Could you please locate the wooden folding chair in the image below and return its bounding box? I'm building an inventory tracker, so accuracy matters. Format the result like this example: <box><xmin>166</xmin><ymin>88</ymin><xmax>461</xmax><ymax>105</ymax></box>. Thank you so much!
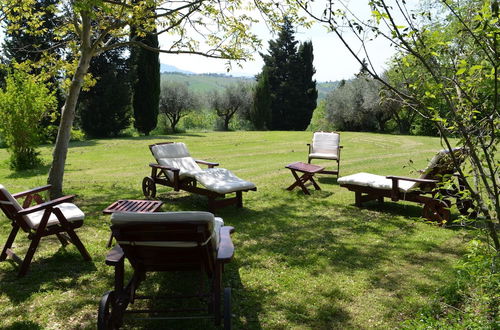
<box><xmin>307</xmin><ymin>131</ymin><xmax>343</xmax><ymax>177</ymax></box>
<box><xmin>0</xmin><ymin>184</ymin><xmax>91</xmax><ymax>276</ymax></box>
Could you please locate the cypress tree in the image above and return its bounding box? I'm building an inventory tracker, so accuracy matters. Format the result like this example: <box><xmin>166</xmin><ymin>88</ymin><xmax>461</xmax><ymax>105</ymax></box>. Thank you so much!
<box><xmin>78</xmin><ymin>46</ymin><xmax>131</xmax><ymax>138</ymax></box>
<box><xmin>296</xmin><ymin>41</ymin><xmax>317</xmax><ymax>130</ymax></box>
<box><xmin>251</xmin><ymin>68</ymin><xmax>271</xmax><ymax>129</ymax></box>
<box><xmin>130</xmin><ymin>31</ymin><xmax>160</xmax><ymax>136</ymax></box>
<box><xmin>257</xmin><ymin>19</ymin><xmax>317</xmax><ymax>130</ymax></box>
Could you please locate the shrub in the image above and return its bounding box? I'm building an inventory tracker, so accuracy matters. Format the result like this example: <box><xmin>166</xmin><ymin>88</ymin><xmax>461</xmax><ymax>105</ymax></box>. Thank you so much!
<box><xmin>0</xmin><ymin>69</ymin><xmax>56</xmax><ymax>170</ymax></box>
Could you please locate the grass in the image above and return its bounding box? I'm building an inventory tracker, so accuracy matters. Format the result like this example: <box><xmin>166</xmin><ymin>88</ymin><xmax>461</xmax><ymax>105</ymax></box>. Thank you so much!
<box><xmin>0</xmin><ymin>131</ymin><xmax>470</xmax><ymax>329</ymax></box>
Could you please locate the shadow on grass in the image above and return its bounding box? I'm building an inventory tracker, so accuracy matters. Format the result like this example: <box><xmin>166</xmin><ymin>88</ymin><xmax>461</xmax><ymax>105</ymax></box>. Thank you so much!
<box><xmin>0</xmin><ymin>247</ymin><xmax>96</xmax><ymax>303</ymax></box>
<box><xmin>0</xmin><ymin>320</ymin><xmax>43</xmax><ymax>330</ymax></box>
<box><xmin>5</xmin><ymin>164</ymin><xmax>51</xmax><ymax>179</ymax></box>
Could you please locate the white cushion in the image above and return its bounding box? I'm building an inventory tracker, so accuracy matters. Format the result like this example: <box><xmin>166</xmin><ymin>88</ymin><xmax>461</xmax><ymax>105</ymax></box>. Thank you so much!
<box><xmin>111</xmin><ymin>211</ymin><xmax>224</xmax><ymax>249</ymax></box>
<box><xmin>311</xmin><ymin>132</ymin><xmax>340</xmax><ymax>156</ymax></box>
<box><xmin>194</xmin><ymin>168</ymin><xmax>256</xmax><ymax>194</ymax></box>
<box><xmin>309</xmin><ymin>152</ymin><xmax>339</xmax><ymax>160</ymax></box>
<box><xmin>151</xmin><ymin>142</ymin><xmax>191</xmax><ymax>159</ymax></box>
<box><xmin>157</xmin><ymin>157</ymin><xmax>202</xmax><ymax>180</ymax></box>
<box><xmin>337</xmin><ymin>172</ymin><xmax>417</xmax><ymax>192</ymax></box>
<box><xmin>25</xmin><ymin>203</ymin><xmax>85</xmax><ymax>229</ymax></box>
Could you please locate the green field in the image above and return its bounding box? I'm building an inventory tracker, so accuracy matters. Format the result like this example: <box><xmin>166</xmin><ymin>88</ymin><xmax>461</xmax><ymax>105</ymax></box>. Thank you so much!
<box><xmin>0</xmin><ymin>131</ymin><xmax>468</xmax><ymax>329</ymax></box>
<box><xmin>161</xmin><ymin>73</ymin><xmax>338</xmax><ymax>100</ymax></box>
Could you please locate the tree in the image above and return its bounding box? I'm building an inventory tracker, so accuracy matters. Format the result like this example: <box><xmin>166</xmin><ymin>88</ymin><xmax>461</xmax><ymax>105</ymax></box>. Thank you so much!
<box><xmin>211</xmin><ymin>82</ymin><xmax>253</xmax><ymax>131</ymax></box>
<box><xmin>2</xmin><ymin>0</ymin><xmax>60</xmax><ymax>64</ymax></box>
<box><xmin>78</xmin><ymin>46</ymin><xmax>131</xmax><ymax>138</ymax></box>
<box><xmin>159</xmin><ymin>81</ymin><xmax>199</xmax><ymax>132</ymax></box>
<box><xmin>131</xmin><ymin>30</ymin><xmax>160</xmax><ymax>136</ymax></box>
<box><xmin>300</xmin><ymin>0</ymin><xmax>499</xmax><ymax>249</ymax></box>
<box><xmin>258</xmin><ymin>18</ymin><xmax>317</xmax><ymax>130</ymax></box>
<box><xmin>0</xmin><ymin>68</ymin><xmax>56</xmax><ymax>169</ymax></box>
<box><xmin>1</xmin><ymin>0</ymin><xmax>296</xmax><ymax>198</ymax></box>
<box><xmin>296</xmin><ymin>41</ymin><xmax>317</xmax><ymax>129</ymax></box>
<box><xmin>251</xmin><ymin>68</ymin><xmax>272</xmax><ymax>130</ymax></box>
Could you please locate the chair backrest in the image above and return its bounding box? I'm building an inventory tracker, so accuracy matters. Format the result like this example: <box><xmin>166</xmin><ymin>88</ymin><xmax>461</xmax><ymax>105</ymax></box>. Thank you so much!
<box><xmin>413</xmin><ymin>147</ymin><xmax>467</xmax><ymax>190</ymax></box>
<box><xmin>0</xmin><ymin>185</ymin><xmax>31</xmax><ymax>231</ymax></box>
<box><xmin>149</xmin><ymin>142</ymin><xmax>202</xmax><ymax>179</ymax></box>
<box><xmin>311</xmin><ymin>131</ymin><xmax>340</xmax><ymax>156</ymax></box>
<box><xmin>110</xmin><ymin>211</ymin><xmax>218</xmax><ymax>273</ymax></box>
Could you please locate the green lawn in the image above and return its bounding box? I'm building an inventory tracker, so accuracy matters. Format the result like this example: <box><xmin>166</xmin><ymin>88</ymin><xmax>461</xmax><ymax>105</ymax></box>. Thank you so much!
<box><xmin>0</xmin><ymin>131</ymin><xmax>469</xmax><ymax>329</ymax></box>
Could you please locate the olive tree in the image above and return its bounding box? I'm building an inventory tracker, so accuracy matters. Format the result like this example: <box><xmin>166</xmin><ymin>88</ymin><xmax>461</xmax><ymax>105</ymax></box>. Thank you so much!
<box><xmin>159</xmin><ymin>81</ymin><xmax>199</xmax><ymax>132</ymax></box>
<box><xmin>211</xmin><ymin>82</ymin><xmax>253</xmax><ymax>131</ymax></box>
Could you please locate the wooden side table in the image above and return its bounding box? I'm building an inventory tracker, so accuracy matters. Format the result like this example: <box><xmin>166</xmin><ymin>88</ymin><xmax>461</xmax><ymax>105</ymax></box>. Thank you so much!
<box><xmin>103</xmin><ymin>199</ymin><xmax>163</xmax><ymax>246</ymax></box>
<box><xmin>285</xmin><ymin>162</ymin><xmax>325</xmax><ymax>195</ymax></box>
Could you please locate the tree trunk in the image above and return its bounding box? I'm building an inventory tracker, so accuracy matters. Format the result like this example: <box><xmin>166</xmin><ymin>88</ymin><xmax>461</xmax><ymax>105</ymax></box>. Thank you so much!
<box><xmin>47</xmin><ymin>50</ymin><xmax>93</xmax><ymax>198</ymax></box>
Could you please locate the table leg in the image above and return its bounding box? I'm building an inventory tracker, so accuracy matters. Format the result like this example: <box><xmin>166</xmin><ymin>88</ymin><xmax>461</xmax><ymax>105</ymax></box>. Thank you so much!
<box><xmin>287</xmin><ymin>170</ymin><xmax>311</xmax><ymax>195</ymax></box>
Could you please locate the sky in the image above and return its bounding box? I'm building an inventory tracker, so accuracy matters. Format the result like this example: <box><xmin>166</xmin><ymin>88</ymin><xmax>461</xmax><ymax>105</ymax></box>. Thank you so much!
<box><xmin>159</xmin><ymin>2</ymin><xmax>396</xmax><ymax>82</ymax></box>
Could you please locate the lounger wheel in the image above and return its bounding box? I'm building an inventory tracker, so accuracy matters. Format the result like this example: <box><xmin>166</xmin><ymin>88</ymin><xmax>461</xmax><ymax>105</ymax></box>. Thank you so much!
<box><xmin>142</xmin><ymin>176</ymin><xmax>156</xmax><ymax>198</ymax></box>
<box><xmin>98</xmin><ymin>291</ymin><xmax>117</xmax><ymax>330</ymax></box>
<box><xmin>422</xmin><ymin>200</ymin><xmax>451</xmax><ymax>224</ymax></box>
<box><xmin>223</xmin><ymin>287</ymin><xmax>232</xmax><ymax>330</ymax></box>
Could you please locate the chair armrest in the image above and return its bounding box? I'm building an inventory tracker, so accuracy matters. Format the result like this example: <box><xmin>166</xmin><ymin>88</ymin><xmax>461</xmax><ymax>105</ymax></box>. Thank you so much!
<box><xmin>386</xmin><ymin>176</ymin><xmax>438</xmax><ymax>184</ymax></box>
<box><xmin>195</xmin><ymin>159</ymin><xmax>219</xmax><ymax>168</ymax></box>
<box><xmin>149</xmin><ymin>163</ymin><xmax>180</xmax><ymax>172</ymax></box>
<box><xmin>17</xmin><ymin>195</ymin><xmax>76</xmax><ymax>215</ymax></box>
<box><xmin>105</xmin><ymin>245</ymin><xmax>125</xmax><ymax>266</ymax></box>
<box><xmin>12</xmin><ymin>185</ymin><xmax>52</xmax><ymax>199</ymax></box>
<box><xmin>217</xmin><ymin>226</ymin><xmax>235</xmax><ymax>262</ymax></box>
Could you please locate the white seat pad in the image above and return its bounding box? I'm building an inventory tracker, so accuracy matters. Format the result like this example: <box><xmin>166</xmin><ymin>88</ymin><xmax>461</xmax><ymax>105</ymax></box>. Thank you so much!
<box><xmin>309</xmin><ymin>152</ymin><xmax>339</xmax><ymax>160</ymax></box>
<box><xmin>338</xmin><ymin>172</ymin><xmax>416</xmax><ymax>192</ymax></box>
<box><xmin>26</xmin><ymin>203</ymin><xmax>84</xmax><ymax>229</ymax></box>
<box><xmin>194</xmin><ymin>168</ymin><xmax>256</xmax><ymax>194</ymax></box>
<box><xmin>158</xmin><ymin>157</ymin><xmax>203</xmax><ymax>180</ymax></box>
<box><xmin>111</xmin><ymin>211</ymin><xmax>223</xmax><ymax>249</ymax></box>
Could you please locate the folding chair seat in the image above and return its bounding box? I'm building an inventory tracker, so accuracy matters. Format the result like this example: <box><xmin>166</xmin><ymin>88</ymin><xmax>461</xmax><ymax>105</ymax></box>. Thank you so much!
<box><xmin>0</xmin><ymin>184</ymin><xmax>91</xmax><ymax>276</ymax></box>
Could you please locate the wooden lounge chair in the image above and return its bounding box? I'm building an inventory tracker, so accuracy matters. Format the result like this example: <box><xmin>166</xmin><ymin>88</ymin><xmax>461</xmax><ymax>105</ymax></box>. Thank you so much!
<box><xmin>142</xmin><ymin>142</ymin><xmax>256</xmax><ymax>211</ymax></box>
<box><xmin>338</xmin><ymin>148</ymin><xmax>470</xmax><ymax>223</ymax></box>
<box><xmin>307</xmin><ymin>131</ymin><xmax>343</xmax><ymax>177</ymax></box>
<box><xmin>98</xmin><ymin>211</ymin><xmax>234</xmax><ymax>329</ymax></box>
<box><xmin>0</xmin><ymin>184</ymin><xmax>91</xmax><ymax>276</ymax></box>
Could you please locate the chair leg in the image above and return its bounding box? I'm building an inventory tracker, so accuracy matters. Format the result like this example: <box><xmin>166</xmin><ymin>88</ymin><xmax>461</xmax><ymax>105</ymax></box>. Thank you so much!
<box><xmin>18</xmin><ymin>235</ymin><xmax>42</xmax><ymax>277</ymax></box>
<box><xmin>213</xmin><ymin>262</ymin><xmax>222</xmax><ymax>326</ymax></box>
<box><xmin>236</xmin><ymin>191</ymin><xmax>243</xmax><ymax>208</ymax></box>
<box><xmin>66</xmin><ymin>228</ymin><xmax>91</xmax><ymax>261</ymax></box>
<box><xmin>1</xmin><ymin>224</ymin><xmax>19</xmax><ymax>262</ymax></box>
<box><xmin>56</xmin><ymin>233</ymin><xmax>70</xmax><ymax>247</ymax></box>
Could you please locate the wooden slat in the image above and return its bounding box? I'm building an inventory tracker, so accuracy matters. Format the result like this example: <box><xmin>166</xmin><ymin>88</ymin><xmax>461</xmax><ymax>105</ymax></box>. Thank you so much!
<box><xmin>103</xmin><ymin>200</ymin><xmax>163</xmax><ymax>214</ymax></box>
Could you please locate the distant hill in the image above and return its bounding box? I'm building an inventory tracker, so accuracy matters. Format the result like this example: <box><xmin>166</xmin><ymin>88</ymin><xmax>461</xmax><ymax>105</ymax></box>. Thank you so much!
<box><xmin>160</xmin><ymin>72</ymin><xmax>339</xmax><ymax>100</ymax></box>
<box><xmin>161</xmin><ymin>72</ymin><xmax>255</xmax><ymax>94</ymax></box>
<box><xmin>160</xmin><ymin>63</ymin><xmax>194</xmax><ymax>74</ymax></box>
